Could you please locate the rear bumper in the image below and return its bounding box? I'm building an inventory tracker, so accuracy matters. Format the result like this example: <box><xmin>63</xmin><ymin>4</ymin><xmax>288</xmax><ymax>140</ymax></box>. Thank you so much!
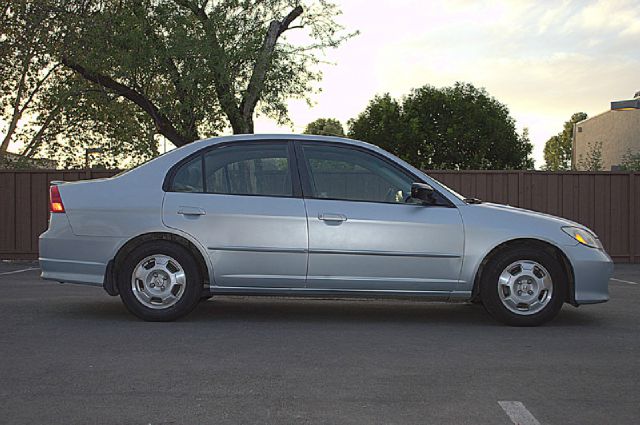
<box><xmin>39</xmin><ymin>214</ymin><xmax>124</xmax><ymax>288</ymax></box>
<box><xmin>565</xmin><ymin>244</ymin><xmax>614</xmax><ymax>305</ymax></box>
<box><xmin>39</xmin><ymin>257</ymin><xmax>106</xmax><ymax>286</ymax></box>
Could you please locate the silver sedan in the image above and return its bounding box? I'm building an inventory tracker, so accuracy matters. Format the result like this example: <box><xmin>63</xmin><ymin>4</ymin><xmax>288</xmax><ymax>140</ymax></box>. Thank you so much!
<box><xmin>39</xmin><ymin>135</ymin><xmax>613</xmax><ymax>325</ymax></box>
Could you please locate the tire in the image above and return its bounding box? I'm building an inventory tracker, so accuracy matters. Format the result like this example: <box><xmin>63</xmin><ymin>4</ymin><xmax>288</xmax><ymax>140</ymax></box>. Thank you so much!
<box><xmin>479</xmin><ymin>245</ymin><xmax>567</xmax><ymax>326</ymax></box>
<box><xmin>117</xmin><ymin>241</ymin><xmax>203</xmax><ymax>321</ymax></box>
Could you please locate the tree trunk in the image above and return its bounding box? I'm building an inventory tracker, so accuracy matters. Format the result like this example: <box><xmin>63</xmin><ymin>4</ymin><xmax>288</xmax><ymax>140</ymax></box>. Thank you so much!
<box><xmin>21</xmin><ymin>103</ymin><xmax>63</xmax><ymax>157</ymax></box>
<box><xmin>0</xmin><ymin>56</ymin><xmax>30</xmax><ymax>153</ymax></box>
<box><xmin>0</xmin><ymin>110</ymin><xmax>22</xmax><ymax>154</ymax></box>
<box><xmin>174</xmin><ymin>2</ymin><xmax>302</xmax><ymax>138</ymax></box>
<box><xmin>62</xmin><ymin>58</ymin><xmax>194</xmax><ymax>147</ymax></box>
<box><xmin>230</xmin><ymin>115</ymin><xmax>254</xmax><ymax>134</ymax></box>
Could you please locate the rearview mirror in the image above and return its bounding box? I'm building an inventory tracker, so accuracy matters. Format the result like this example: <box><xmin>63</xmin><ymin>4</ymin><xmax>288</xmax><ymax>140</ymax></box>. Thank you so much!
<box><xmin>411</xmin><ymin>182</ymin><xmax>436</xmax><ymax>204</ymax></box>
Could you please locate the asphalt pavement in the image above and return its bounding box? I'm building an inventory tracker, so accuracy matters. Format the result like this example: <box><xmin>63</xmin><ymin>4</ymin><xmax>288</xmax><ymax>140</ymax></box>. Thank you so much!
<box><xmin>0</xmin><ymin>261</ymin><xmax>638</xmax><ymax>424</ymax></box>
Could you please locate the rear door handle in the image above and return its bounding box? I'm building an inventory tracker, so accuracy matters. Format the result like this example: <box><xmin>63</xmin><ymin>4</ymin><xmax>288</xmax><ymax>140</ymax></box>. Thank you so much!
<box><xmin>178</xmin><ymin>206</ymin><xmax>206</xmax><ymax>216</ymax></box>
<box><xmin>318</xmin><ymin>213</ymin><xmax>347</xmax><ymax>222</ymax></box>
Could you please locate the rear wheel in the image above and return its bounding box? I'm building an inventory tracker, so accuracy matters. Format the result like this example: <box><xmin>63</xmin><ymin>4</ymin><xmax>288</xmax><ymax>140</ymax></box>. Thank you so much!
<box><xmin>480</xmin><ymin>246</ymin><xmax>567</xmax><ymax>326</ymax></box>
<box><xmin>117</xmin><ymin>241</ymin><xmax>202</xmax><ymax>321</ymax></box>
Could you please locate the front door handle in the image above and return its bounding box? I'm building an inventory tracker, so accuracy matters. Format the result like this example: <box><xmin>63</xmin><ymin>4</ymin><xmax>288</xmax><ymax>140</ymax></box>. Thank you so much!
<box><xmin>178</xmin><ymin>206</ymin><xmax>206</xmax><ymax>216</ymax></box>
<box><xmin>318</xmin><ymin>213</ymin><xmax>347</xmax><ymax>222</ymax></box>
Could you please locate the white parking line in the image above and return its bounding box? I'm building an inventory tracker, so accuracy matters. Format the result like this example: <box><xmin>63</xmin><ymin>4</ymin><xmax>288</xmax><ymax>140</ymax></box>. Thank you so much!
<box><xmin>0</xmin><ymin>267</ymin><xmax>39</xmax><ymax>276</ymax></box>
<box><xmin>610</xmin><ymin>278</ymin><xmax>639</xmax><ymax>285</ymax></box>
<box><xmin>498</xmin><ymin>401</ymin><xmax>541</xmax><ymax>425</ymax></box>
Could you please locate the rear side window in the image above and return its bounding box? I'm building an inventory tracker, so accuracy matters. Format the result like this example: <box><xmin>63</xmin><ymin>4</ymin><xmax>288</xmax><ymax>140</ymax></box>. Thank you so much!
<box><xmin>204</xmin><ymin>143</ymin><xmax>291</xmax><ymax>196</ymax></box>
<box><xmin>169</xmin><ymin>143</ymin><xmax>292</xmax><ymax>197</ymax></box>
<box><xmin>171</xmin><ymin>156</ymin><xmax>203</xmax><ymax>193</ymax></box>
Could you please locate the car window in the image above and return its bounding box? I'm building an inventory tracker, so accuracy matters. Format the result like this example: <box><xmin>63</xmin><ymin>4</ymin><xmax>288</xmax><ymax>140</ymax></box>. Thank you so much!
<box><xmin>203</xmin><ymin>143</ymin><xmax>292</xmax><ymax>196</ymax></box>
<box><xmin>302</xmin><ymin>144</ymin><xmax>413</xmax><ymax>203</ymax></box>
<box><xmin>171</xmin><ymin>156</ymin><xmax>204</xmax><ymax>193</ymax></box>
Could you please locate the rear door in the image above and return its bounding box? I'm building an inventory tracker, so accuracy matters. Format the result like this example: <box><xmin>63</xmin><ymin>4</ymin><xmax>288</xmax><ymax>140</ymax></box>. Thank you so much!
<box><xmin>297</xmin><ymin>142</ymin><xmax>464</xmax><ymax>292</ymax></box>
<box><xmin>162</xmin><ymin>141</ymin><xmax>308</xmax><ymax>288</ymax></box>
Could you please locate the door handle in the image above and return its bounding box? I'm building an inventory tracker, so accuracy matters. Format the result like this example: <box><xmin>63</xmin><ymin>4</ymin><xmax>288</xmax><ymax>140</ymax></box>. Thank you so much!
<box><xmin>177</xmin><ymin>206</ymin><xmax>206</xmax><ymax>216</ymax></box>
<box><xmin>318</xmin><ymin>213</ymin><xmax>347</xmax><ymax>222</ymax></box>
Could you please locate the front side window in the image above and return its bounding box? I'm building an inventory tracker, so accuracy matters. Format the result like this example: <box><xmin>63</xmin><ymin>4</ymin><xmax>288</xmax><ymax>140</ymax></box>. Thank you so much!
<box><xmin>302</xmin><ymin>144</ymin><xmax>413</xmax><ymax>203</ymax></box>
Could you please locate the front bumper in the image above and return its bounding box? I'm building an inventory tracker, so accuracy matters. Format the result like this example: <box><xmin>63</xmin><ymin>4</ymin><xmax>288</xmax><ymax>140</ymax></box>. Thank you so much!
<box><xmin>565</xmin><ymin>244</ymin><xmax>614</xmax><ymax>305</ymax></box>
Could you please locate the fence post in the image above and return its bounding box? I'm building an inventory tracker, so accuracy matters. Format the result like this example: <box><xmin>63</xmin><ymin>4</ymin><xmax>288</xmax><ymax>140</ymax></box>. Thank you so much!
<box><xmin>517</xmin><ymin>171</ymin><xmax>525</xmax><ymax>207</ymax></box>
<box><xmin>630</xmin><ymin>173</ymin><xmax>636</xmax><ymax>263</ymax></box>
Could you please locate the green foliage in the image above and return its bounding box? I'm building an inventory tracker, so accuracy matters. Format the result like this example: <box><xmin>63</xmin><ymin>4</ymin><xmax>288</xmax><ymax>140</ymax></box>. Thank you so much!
<box><xmin>0</xmin><ymin>155</ymin><xmax>33</xmax><ymax>170</ymax></box>
<box><xmin>303</xmin><ymin>118</ymin><xmax>345</xmax><ymax>136</ymax></box>
<box><xmin>39</xmin><ymin>89</ymin><xmax>160</xmax><ymax>169</ymax></box>
<box><xmin>1</xmin><ymin>0</ymin><xmax>354</xmax><ymax>167</ymax></box>
<box><xmin>58</xmin><ymin>0</ymin><xmax>354</xmax><ymax>139</ymax></box>
<box><xmin>0</xmin><ymin>1</ymin><xmax>63</xmax><ymax>153</ymax></box>
<box><xmin>347</xmin><ymin>94</ymin><xmax>403</xmax><ymax>158</ymax></box>
<box><xmin>619</xmin><ymin>150</ymin><xmax>640</xmax><ymax>171</ymax></box>
<box><xmin>577</xmin><ymin>141</ymin><xmax>603</xmax><ymax>171</ymax></box>
<box><xmin>0</xmin><ymin>1</ymin><xmax>162</xmax><ymax>168</ymax></box>
<box><xmin>347</xmin><ymin>83</ymin><xmax>533</xmax><ymax>170</ymax></box>
<box><xmin>542</xmin><ymin>135</ymin><xmax>564</xmax><ymax>171</ymax></box>
<box><xmin>543</xmin><ymin>112</ymin><xmax>587</xmax><ymax>171</ymax></box>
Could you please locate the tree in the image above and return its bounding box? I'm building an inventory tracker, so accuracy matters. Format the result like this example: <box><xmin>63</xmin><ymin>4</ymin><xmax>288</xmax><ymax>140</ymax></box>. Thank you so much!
<box><xmin>577</xmin><ymin>141</ymin><xmax>603</xmax><ymax>171</ymax></box>
<box><xmin>347</xmin><ymin>94</ymin><xmax>404</xmax><ymax>157</ymax></box>
<box><xmin>1</xmin><ymin>1</ymin><xmax>162</xmax><ymax>168</ymax></box>
<box><xmin>542</xmin><ymin>135</ymin><xmax>564</xmax><ymax>171</ymax></box>
<box><xmin>619</xmin><ymin>149</ymin><xmax>640</xmax><ymax>171</ymax></box>
<box><xmin>57</xmin><ymin>0</ymin><xmax>354</xmax><ymax>147</ymax></box>
<box><xmin>543</xmin><ymin>112</ymin><xmax>587</xmax><ymax>171</ymax></box>
<box><xmin>303</xmin><ymin>118</ymin><xmax>344</xmax><ymax>136</ymax></box>
<box><xmin>0</xmin><ymin>1</ymin><xmax>64</xmax><ymax>154</ymax></box>
<box><xmin>348</xmin><ymin>83</ymin><xmax>533</xmax><ymax>170</ymax></box>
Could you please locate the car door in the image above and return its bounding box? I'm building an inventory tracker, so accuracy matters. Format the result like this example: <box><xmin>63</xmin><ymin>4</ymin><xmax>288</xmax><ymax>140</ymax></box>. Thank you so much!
<box><xmin>162</xmin><ymin>141</ymin><xmax>308</xmax><ymax>288</ymax></box>
<box><xmin>297</xmin><ymin>142</ymin><xmax>464</xmax><ymax>292</ymax></box>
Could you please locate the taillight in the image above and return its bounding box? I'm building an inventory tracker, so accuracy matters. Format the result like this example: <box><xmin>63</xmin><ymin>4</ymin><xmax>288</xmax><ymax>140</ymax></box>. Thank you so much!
<box><xmin>49</xmin><ymin>185</ymin><xmax>65</xmax><ymax>213</ymax></box>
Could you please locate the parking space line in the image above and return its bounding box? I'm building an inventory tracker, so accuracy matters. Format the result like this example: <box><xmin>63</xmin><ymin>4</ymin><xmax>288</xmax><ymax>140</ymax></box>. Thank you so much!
<box><xmin>0</xmin><ymin>267</ymin><xmax>39</xmax><ymax>276</ymax></box>
<box><xmin>610</xmin><ymin>278</ymin><xmax>639</xmax><ymax>285</ymax></box>
<box><xmin>498</xmin><ymin>401</ymin><xmax>541</xmax><ymax>425</ymax></box>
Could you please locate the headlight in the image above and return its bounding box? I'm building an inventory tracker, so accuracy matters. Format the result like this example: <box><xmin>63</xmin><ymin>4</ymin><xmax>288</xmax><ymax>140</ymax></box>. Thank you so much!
<box><xmin>562</xmin><ymin>226</ymin><xmax>603</xmax><ymax>249</ymax></box>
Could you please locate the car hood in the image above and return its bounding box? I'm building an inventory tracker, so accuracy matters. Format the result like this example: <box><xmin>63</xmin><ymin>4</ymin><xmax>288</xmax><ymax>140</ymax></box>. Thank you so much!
<box><xmin>472</xmin><ymin>202</ymin><xmax>588</xmax><ymax>230</ymax></box>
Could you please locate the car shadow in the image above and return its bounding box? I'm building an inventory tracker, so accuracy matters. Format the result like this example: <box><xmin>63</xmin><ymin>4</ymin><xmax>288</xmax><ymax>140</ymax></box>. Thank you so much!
<box><xmin>192</xmin><ymin>297</ymin><xmax>495</xmax><ymax>325</ymax></box>
<box><xmin>187</xmin><ymin>296</ymin><xmax>602</xmax><ymax>327</ymax></box>
<box><xmin>61</xmin><ymin>296</ymin><xmax>604</xmax><ymax>327</ymax></box>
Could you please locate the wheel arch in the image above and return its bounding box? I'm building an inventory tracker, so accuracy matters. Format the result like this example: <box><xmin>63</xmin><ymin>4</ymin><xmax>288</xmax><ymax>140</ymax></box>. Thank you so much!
<box><xmin>104</xmin><ymin>232</ymin><xmax>211</xmax><ymax>296</ymax></box>
<box><xmin>471</xmin><ymin>238</ymin><xmax>576</xmax><ymax>306</ymax></box>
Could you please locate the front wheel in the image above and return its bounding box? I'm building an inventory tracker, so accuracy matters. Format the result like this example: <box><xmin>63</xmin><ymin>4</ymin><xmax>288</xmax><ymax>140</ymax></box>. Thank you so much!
<box><xmin>117</xmin><ymin>241</ymin><xmax>203</xmax><ymax>321</ymax></box>
<box><xmin>480</xmin><ymin>246</ymin><xmax>567</xmax><ymax>326</ymax></box>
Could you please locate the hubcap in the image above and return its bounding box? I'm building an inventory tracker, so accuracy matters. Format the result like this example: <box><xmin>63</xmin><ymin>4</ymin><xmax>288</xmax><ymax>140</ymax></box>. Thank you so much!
<box><xmin>498</xmin><ymin>260</ymin><xmax>553</xmax><ymax>315</ymax></box>
<box><xmin>131</xmin><ymin>255</ymin><xmax>186</xmax><ymax>309</ymax></box>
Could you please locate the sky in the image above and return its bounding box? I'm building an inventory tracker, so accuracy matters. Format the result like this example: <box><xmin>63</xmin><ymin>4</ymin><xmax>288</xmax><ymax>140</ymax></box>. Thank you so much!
<box><xmin>4</xmin><ymin>0</ymin><xmax>639</xmax><ymax>167</ymax></box>
<box><xmin>254</xmin><ymin>0</ymin><xmax>640</xmax><ymax>167</ymax></box>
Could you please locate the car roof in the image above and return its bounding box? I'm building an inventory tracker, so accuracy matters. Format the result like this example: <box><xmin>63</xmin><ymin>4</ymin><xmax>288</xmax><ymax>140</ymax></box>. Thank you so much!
<box><xmin>192</xmin><ymin>133</ymin><xmax>375</xmax><ymax>149</ymax></box>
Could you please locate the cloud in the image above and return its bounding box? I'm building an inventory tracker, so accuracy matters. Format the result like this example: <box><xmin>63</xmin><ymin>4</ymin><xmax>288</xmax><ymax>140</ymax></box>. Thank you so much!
<box><xmin>566</xmin><ymin>0</ymin><xmax>640</xmax><ymax>36</ymax></box>
<box><xmin>256</xmin><ymin>0</ymin><xmax>640</xmax><ymax>167</ymax></box>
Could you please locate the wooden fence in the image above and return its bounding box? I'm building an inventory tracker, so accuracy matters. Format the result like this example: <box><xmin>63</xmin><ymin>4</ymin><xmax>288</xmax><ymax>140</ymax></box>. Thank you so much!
<box><xmin>1</xmin><ymin>169</ymin><xmax>638</xmax><ymax>262</ymax></box>
<box><xmin>0</xmin><ymin>170</ymin><xmax>117</xmax><ymax>260</ymax></box>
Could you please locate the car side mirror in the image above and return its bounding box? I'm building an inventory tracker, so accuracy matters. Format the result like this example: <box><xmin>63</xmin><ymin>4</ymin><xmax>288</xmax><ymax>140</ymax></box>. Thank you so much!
<box><xmin>411</xmin><ymin>182</ymin><xmax>436</xmax><ymax>204</ymax></box>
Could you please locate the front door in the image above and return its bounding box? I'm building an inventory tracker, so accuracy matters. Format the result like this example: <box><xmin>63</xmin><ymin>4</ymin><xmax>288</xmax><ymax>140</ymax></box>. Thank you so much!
<box><xmin>297</xmin><ymin>142</ymin><xmax>464</xmax><ymax>292</ymax></box>
<box><xmin>162</xmin><ymin>141</ymin><xmax>308</xmax><ymax>288</ymax></box>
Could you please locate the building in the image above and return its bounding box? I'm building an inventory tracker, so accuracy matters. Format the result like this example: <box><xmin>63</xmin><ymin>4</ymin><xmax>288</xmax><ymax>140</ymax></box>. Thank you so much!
<box><xmin>572</xmin><ymin>93</ymin><xmax>640</xmax><ymax>170</ymax></box>
<box><xmin>0</xmin><ymin>152</ymin><xmax>57</xmax><ymax>169</ymax></box>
